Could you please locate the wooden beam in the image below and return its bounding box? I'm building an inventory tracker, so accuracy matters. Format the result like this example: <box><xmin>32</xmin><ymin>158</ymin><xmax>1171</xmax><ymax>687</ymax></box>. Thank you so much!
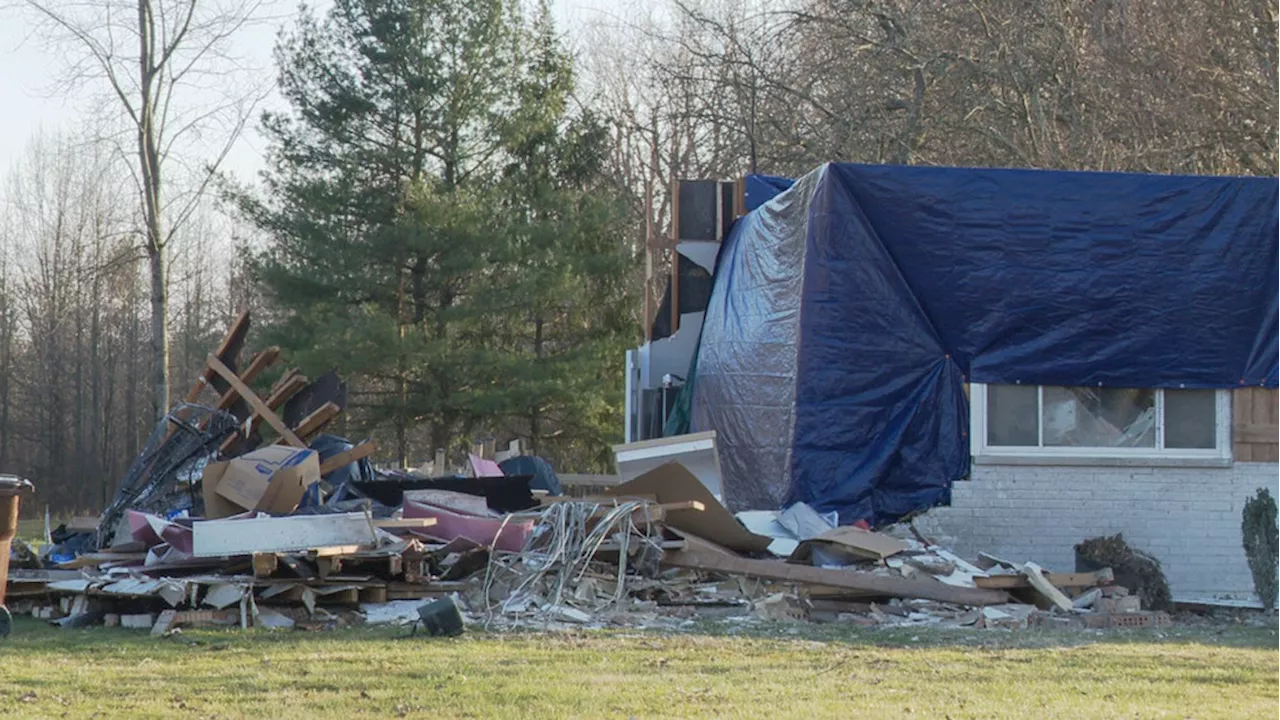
<box><xmin>212</xmin><ymin>348</ymin><xmax>280</xmax><ymax>411</ymax></box>
<box><xmin>1022</xmin><ymin>562</ymin><xmax>1074</xmax><ymax>611</ymax></box>
<box><xmin>373</xmin><ymin>518</ymin><xmax>438</xmax><ymax>529</ymax></box>
<box><xmin>662</xmin><ymin>532</ymin><xmax>1010</xmax><ymax>606</ymax></box>
<box><xmin>252</xmin><ymin>553</ymin><xmax>280</xmax><ymax>579</ymax></box>
<box><xmin>210</xmin><ymin>355</ymin><xmax>306</xmax><ymax>451</ymax></box>
<box><xmin>319</xmin><ymin>440</ymin><xmax>378</xmax><ymax>476</ymax></box>
<box><xmin>312</xmin><ymin>545</ymin><xmax>367</xmax><ymax>558</ymax></box>
<box><xmin>184</xmin><ymin>310</ymin><xmax>251</xmax><ymax>404</ymax></box>
<box><xmin>295</xmin><ymin>402</ymin><xmax>341</xmax><ymax>440</ymax></box>
<box><xmin>974</xmin><ymin>568</ymin><xmax>1114</xmax><ymax>590</ymax></box>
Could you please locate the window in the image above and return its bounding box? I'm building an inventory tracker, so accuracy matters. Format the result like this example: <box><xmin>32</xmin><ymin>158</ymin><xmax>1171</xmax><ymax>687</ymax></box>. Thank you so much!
<box><xmin>971</xmin><ymin>384</ymin><xmax>1230</xmax><ymax>463</ymax></box>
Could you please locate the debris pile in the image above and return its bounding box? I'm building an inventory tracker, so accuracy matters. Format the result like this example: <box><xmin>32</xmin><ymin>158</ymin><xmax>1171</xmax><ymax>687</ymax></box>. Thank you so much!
<box><xmin>2</xmin><ymin>313</ymin><xmax>1172</xmax><ymax>635</ymax></box>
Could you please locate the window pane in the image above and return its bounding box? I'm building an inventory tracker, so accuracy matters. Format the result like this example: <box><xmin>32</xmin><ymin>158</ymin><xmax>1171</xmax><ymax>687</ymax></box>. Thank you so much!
<box><xmin>988</xmin><ymin>384</ymin><xmax>1039</xmax><ymax>446</ymax></box>
<box><xmin>1043</xmin><ymin>386</ymin><xmax>1155</xmax><ymax>448</ymax></box>
<box><xmin>1164</xmin><ymin>390</ymin><xmax>1217</xmax><ymax>449</ymax></box>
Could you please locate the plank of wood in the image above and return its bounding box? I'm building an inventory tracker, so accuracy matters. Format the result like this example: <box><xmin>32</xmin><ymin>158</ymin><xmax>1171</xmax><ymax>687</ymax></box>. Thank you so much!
<box><xmin>540</xmin><ymin>493</ymin><xmax>659</xmax><ymax>505</ymax></box>
<box><xmin>184</xmin><ymin>310</ymin><xmax>251</xmax><ymax>405</ymax></box>
<box><xmin>974</xmin><ymin>568</ymin><xmax>1114</xmax><ymax>590</ymax></box>
<box><xmin>294</xmin><ymin>402</ymin><xmax>341</xmax><ymax>440</ymax></box>
<box><xmin>662</xmin><ymin>532</ymin><xmax>1010</xmax><ymax>606</ymax></box>
<box><xmin>319</xmin><ymin>440</ymin><xmax>378</xmax><ymax>476</ymax></box>
<box><xmin>207</xmin><ymin>354</ymin><xmax>305</xmax><ymax>448</ymax></box>
<box><xmin>1021</xmin><ymin>562</ymin><xmax>1074</xmax><ymax>611</ymax></box>
<box><xmin>592</xmin><ymin>500</ymin><xmax>706</xmax><ymax>526</ymax></box>
<box><xmin>312</xmin><ymin>545</ymin><xmax>367</xmax><ymax>558</ymax></box>
<box><xmin>220</xmin><ymin>371</ymin><xmax>309</xmax><ymax>454</ymax></box>
<box><xmin>373</xmin><ymin>518</ymin><xmax>439</xmax><ymax>529</ymax></box>
<box><xmin>191</xmin><ymin>514</ymin><xmax>376</xmax><ymax>557</ymax></box>
<box><xmin>159</xmin><ymin>310</ymin><xmax>253</xmax><ymax>445</ymax></box>
<box><xmin>315</xmin><ymin>587</ymin><xmax>360</xmax><ymax>605</ymax></box>
<box><xmin>211</xmin><ymin>348</ymin><xmax>281</xmax><ymax>412</ymax></box>
<box><xmin>252</xmin><ymin>553</ymin><xmax>280</xmax><ymax>578</ymax></box>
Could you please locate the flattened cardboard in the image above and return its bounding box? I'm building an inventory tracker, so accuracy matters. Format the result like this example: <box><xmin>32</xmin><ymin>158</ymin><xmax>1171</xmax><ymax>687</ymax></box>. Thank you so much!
<box><xmin>202</xmin><ymin>445</ymin><xmax>318</xmax><ymax>518</ymax></box>
<box><xmin>605</xmin><ymin>462</ymin><xmax>771</xmax><ymax>554</ymax></box>
<box><xmin>789</xmin><ymin>526</ymin><xmax>908</xmax><ymax>564</ymax></box>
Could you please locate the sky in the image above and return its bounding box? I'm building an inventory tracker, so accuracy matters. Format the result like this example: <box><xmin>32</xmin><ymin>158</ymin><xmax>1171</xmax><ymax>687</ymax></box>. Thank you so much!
<box><xmin>0</xmin><ymin>0</ymin><xmax>642</xmax><ymax>189</ymax></box>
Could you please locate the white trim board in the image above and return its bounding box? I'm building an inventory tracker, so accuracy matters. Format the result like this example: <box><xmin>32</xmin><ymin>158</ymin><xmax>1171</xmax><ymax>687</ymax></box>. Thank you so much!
<box><xmin>612</xmin><ymin>431</ymin><xmax>724</xmax><ymax>502</ymax></box>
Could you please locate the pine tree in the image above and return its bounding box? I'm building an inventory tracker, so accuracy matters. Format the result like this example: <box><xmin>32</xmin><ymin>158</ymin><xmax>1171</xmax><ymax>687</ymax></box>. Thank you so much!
<box><xmin>234</xmin><ymin>0</ymin><xmax>635</xmax><ymax>469</ymax></box>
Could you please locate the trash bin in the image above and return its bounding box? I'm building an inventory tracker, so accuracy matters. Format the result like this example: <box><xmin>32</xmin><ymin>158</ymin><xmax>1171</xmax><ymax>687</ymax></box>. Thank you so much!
<box><xmin>0</xmin><ymin>475</ymin><xmax>34</xmax><ymax>638</ymax></box>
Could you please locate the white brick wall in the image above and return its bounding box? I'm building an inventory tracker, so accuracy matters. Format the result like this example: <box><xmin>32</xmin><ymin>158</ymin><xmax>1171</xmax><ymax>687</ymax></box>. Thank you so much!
<box><xmin>916</xmin><ymin>462</ymin><xmax>1279</xmax><ymax>604</ymax></box>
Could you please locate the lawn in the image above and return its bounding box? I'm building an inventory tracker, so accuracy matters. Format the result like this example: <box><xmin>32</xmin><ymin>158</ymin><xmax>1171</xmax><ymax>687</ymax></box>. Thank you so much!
<box><xmin>0</xmin><ymin>617</ymin><xmax>1274</xmax><ymax>718</ymax></box>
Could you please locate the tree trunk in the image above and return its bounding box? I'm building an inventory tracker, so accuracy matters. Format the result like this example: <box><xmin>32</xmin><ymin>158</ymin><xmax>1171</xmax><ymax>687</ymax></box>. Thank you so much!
<box><xmin>138</xmin><ymin>0</ymin><xmax>168</xmax><ymax>421</ymax></box>
<box><xmin>149</xmin><ymin>245</ymin><xmax>169</xmax><ymax>420</ymax></box>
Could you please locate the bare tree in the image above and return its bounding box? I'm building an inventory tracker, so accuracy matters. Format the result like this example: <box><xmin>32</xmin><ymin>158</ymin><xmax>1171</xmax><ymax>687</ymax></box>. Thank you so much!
<box><xmin>24</xmin><ymin>0</ymin><xmax>273</xmax><ymax>419</ymax></box>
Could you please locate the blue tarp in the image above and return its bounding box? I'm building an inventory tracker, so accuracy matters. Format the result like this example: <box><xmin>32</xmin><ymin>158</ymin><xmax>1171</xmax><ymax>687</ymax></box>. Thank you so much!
<box><xmin>691</xmin><ymin>163</ymin><xmax>1279</xmax><ymax>525</ymax></box>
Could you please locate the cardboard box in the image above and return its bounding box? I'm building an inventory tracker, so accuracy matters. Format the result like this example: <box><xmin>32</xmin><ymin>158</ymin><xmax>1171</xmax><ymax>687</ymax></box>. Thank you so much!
<box><xmin>202</xmin><ymin>446</ymin><xmax>318</xmax><ymax>518</ymax></box>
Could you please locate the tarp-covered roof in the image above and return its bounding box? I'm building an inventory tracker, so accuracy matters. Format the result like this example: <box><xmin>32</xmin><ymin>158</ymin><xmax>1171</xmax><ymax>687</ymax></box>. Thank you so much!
<box><xmin>691</xmin><ymin>163</ymin><xmax>1278</xmax><ymax>524</ymax></box>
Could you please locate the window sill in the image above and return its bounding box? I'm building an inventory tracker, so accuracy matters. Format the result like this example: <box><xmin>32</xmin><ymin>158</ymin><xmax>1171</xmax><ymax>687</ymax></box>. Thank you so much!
<box><xmin>972</xmin><ymin>453</ymin><xmax>1233</xmax><ymax>469</ymax></box>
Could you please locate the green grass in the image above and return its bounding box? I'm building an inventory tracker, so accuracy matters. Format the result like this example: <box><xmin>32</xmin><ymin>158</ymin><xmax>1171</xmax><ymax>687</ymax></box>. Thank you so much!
<box><xmin>14</xmin><ymin>517</ymin><xmax>47</xmax><ymax>544</ymax></box>
<box><xmin>0</xmin><ymin>618</ymin><xmax>1274</xmax><ymax>718</ymax></box>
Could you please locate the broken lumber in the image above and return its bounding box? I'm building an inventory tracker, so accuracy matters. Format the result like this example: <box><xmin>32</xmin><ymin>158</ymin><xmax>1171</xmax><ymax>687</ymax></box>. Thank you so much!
<box><xmin>974</xmin><ymin>568</ymin><xmax>1114</xmax><ymax>590</ymax></box>
<box><xmin>252</xmin><ymin>553</ymin><xmax>280</xmax><ymax>578</ymax></box>
<box><xmin>662</xmin><ymin>532</ymin><xmax>1010</xmax><ymax>606</ymax></box>
<box><xmin>319</xmin><ymin>440</ymin><xmax>378</xmax><ymax>476</ymax></box>
<box><xmin>208</xmin><ymin>347</ymin><xmax>281</xmax><ymax>414</ymax></box>
<box><xmin>219</xmin><ymin>370</ymin><xmax>309</xmax><ymax>454</ymax></box>
<box><xmin>294</xmin><ymin>402</ymin><xmax>341</xmax><ymax>440</ymax></box>
<box><xmin>207</xmin><ymin>354</ymin><xmax>305</xmax><ymax>448</ymax></box>
<box><xmin>372</xmin><ymin>518</ymin><xmax>438</xmax><ymax>529</ymax></box>
<box><xmin>164</xmin><ymin>310</ymin><xmax>251</xmax><ymax>440</ymax></box>
<box><xmin>191</xmin><ymin>512</ymin><xmax>377</xmax><ymax>557</ymax></box>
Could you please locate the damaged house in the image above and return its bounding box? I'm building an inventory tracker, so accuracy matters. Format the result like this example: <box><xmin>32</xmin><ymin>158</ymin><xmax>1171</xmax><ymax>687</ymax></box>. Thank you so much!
<box><xmin>627</xmin><ymin>163</ymin><xmax>1278</xmax><ymax>606</ymax></box>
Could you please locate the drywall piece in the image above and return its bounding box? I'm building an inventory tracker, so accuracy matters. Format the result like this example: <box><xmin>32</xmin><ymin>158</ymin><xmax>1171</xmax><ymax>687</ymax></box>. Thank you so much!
<box><xmin>1073</xmin><ymin>588</ymin><xmax>1103</xmax><ymax>609</ymax></box>
<box><xmin>734</xmin><ymin>511</ymin><xmax>800</xmax><ymax>557</ymax></box>
<box><xmin>255</xmin><ymin>607</ymin><xmax>295</xmax><ymax>629</ymax></box>
<box><xmin>1022</xmin><ymin>562</ymin><xmax>1074</xmax><ymax>611</ymax></box>
<box><xmin>606</xmin><ymin>462</ymin><xmax>771</xmax><ymax>554</ymax></box>
<box><xmin>203</xmin><ymin>583</ymin><xmax>248</xmax><ymax>610</ymax></box>
<box><xmin>777</xmin><ymin>502</ymin><xmax>837</xmax><ymax>541</ymax></box>
<box><xmin>613</xmin><ymin>431</ymin><xmax>724</xmax><ymax>502</ymax></box>
<box><xmin>151</xmin><ymin>609</ymin><xmax>179</xmax><ymax>636</ymax></box>
<box><xmin>191</xmin><ymin>512</ymin><xmax>377</xmax><ymax>557</ymax></box>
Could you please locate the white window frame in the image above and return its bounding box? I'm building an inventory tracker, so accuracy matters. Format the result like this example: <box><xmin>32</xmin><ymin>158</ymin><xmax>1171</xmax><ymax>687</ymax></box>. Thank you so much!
<box><xmin>970</xmin><ymin>384</ymin><xmax>1232</xmax><ymax>466</ymax></box>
